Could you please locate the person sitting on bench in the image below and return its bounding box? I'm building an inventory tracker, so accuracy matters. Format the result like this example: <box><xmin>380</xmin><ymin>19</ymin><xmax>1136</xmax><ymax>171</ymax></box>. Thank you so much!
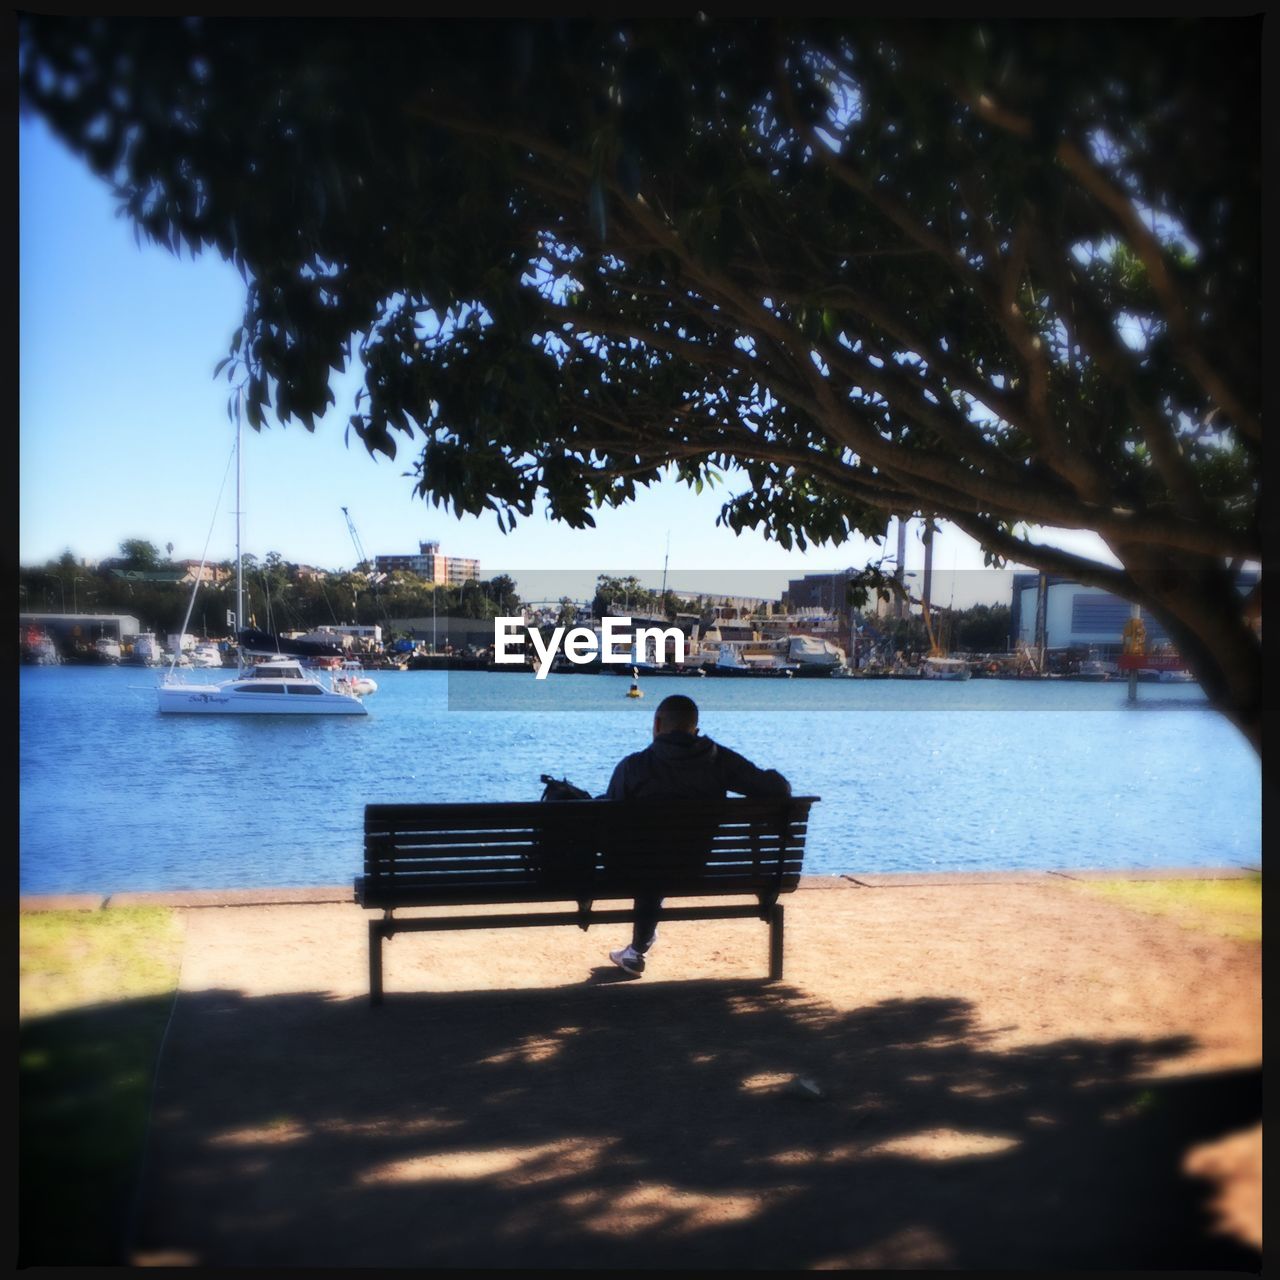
<box><xmin>603</xmin><ymin>693</ymin><xmax>791</xmax><ymax>976</ymax></box>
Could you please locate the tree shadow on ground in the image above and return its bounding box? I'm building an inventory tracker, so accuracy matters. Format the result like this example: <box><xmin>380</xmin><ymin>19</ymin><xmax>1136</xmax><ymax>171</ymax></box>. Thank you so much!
<box><xmin>19</xmin><ymin>995</ymin><xmax>175</xmax><ymax>1266</ymax></box>
<box><xmin>95</xmin><ymin>978</ymin><xmax>1262</xmax><ymax>1268</ymax></box>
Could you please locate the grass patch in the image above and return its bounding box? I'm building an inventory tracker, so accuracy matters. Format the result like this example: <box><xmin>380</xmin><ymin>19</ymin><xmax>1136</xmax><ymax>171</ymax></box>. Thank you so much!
<box><xmin>19</xmin><ymin>907</ymin><xmax>184</xmax><ymax>1265</ymax></box>
<box><xmin>1072</xmin><ymin>875</ymin><xmax>1261</xmax><ymax>941</ymax></box>
<box><xmin>20</xmin><ymin>906</ymin><xmax>184</xmax><ymax>1018</ymax></box>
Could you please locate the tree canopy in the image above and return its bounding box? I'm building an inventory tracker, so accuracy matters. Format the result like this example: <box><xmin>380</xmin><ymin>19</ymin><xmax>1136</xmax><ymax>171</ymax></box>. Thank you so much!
<box><xmin>17</xmin><ymin>17</ymin><xmax>1262</xmax><ymax>747</ymax></box>
<box><xmin>116</xmin><ymin>538</ymin><xmax>166</xmax><ymax>571</ymax></box>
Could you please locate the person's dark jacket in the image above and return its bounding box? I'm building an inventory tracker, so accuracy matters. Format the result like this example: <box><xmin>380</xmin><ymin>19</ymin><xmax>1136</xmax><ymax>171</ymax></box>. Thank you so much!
<box><xmin>604</xmin><ymin>731</ymin><xmax>790</xmax><ymax>802</ymax></box>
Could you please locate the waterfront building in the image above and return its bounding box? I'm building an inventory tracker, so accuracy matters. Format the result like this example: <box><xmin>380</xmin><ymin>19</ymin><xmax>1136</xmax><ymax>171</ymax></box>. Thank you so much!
<box><xmin>1008</xmin><ymin>570</ymin><xmax>1259</xmax><ymax>657</ymax></box>
<box><xmin>19</xmin><ymin>612</ymin><xmax>140</xmax><ymax>650</ymax></box>
<box><xmin>677</xmin><ymin>591</ymin><xmax>779</xmax><ymax>619</ymax></box>
<box><xmin>393</xmin><ymin>614</ymin><xmax>505</xmax><ymax>652</ymax></box>
<box><xmin>786</xmin><ymin>569</ymin><xmax>923</xmax><ymax>635</ymax></box>
<box><xmin>784</xmin><ymin>570</ymin><xmax>860</xmax><ymax>615</ymax></box>
<box><xmin>375</xmin><ymin>541</ymin><xmax>480</xmax><ymax>585</ymax></box>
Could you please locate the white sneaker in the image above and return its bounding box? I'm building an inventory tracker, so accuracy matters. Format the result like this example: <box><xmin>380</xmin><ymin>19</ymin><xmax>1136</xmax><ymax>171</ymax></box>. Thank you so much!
<box><xmin>609</xmin><ymin>946</ymin><xmax>646</xmax><ymax>976</ymax></box>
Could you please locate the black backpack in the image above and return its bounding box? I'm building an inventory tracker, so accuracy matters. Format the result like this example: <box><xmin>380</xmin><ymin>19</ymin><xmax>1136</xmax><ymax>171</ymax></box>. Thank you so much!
<box><xmin>535</xmin><ymin>774</ymin><xmax>595</xmax><ymax>925</ymax></box>
<box><xmin>539</xmin><ymin>773</ymin><xmax>592</xmax><ymax>802</ymax></box>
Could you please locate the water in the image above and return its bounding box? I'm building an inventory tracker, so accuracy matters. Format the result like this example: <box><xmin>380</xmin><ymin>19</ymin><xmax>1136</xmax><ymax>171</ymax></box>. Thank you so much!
<box><xmin>19</xmin><ymin>665</ymin><xmax>1262</xmax><ymax>894</ymax></box>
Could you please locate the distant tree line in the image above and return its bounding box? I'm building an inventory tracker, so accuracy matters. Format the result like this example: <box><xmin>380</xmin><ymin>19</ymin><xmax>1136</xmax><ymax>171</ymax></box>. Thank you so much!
<box><xmin>22</xmin><ymin>540</ymin><xmax>1013</xmax><ymax>657</ymax></box>
<box><xmin>590</xmin><ymin>575</ymin><xmax>699</xmax><ymax>621</ymax></box>
<box><xmin>18</xmin><ymin>540</ymin><xmax>522</xmax><ymax>639</ymax></box>
<box><xmin>856</xmin><ymin>603</ymin><xmax>1012</xmax><ymax>656</ymax></box>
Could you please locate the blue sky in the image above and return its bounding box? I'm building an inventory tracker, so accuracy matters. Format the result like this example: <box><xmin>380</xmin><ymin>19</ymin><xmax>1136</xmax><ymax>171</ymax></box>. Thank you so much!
<box><xmin>19</xmin><ymin>114</ymin><xmax>1115</xmax><ymax>606</ymax></box>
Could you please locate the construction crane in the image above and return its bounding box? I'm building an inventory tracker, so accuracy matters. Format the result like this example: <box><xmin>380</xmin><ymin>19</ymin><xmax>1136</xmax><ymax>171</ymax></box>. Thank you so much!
<box><xmin>341</xmin><ymin>507</ymin><xmax>390</xmax><ymax>627</ymax></box>
<box><xmin>342</xmin><ymin>506</ymin><xmax>372</xmax><ymax>575</ymax></box>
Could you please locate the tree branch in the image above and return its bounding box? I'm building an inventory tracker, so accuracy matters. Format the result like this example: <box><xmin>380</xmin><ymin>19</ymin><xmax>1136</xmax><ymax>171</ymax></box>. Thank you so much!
<box><xmin>963</xmin><ymin>89</ymin><xmax>1261</xmax><ymax>445</ymax></box>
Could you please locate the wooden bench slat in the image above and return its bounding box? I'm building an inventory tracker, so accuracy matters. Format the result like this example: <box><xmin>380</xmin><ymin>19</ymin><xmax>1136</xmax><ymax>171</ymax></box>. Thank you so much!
<box><xmin>360</xmin><ymin>879</ymin><xmax>804</xmax><ymax>907</ymax></box>
<box><xmin>365</xmin><ymin>799</ymin><xmax>813</xmax><ymax>825</ymax></box>
<box><xmin>371</xmin><ymin>859</ymin><xmax>542</xmax><ymax>876</ymax></box>
<box><xmin>366</xmin><ymin>845</ymin><xmax>807</xmax><ymax>865</ymax></box>
<box><xmin>367</xmin><ymin>872</ymin><xmax>807</xmax><ymax>888</ymax></box>
<box><xmin>364</xmin><ymin>867</ymin><xmax>806</xmax><ymax>889</ymax></box>
<box><xmin>368</xmin><ymin>830</ymin><xmax>543</xmax><ymax>847</ymax></box>
<box><xmin>366</xmin><ymin>862</ymin><xmax>806</xmax><ymax>878</ymax></box>
<box><xmin>367</xmin><ymin>824</ymin><xmax>809</xmax><ymax>846</ymax></box>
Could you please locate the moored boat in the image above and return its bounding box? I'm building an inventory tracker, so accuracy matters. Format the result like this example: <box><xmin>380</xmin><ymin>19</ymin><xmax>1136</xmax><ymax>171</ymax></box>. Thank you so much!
<box><xmin>921</xmin><ymin>656</ymin><xmax>972</xmax><ymax>681</ymax></box>
<box><xmin>157</xmin><ymin>655</ymin><xmax>369</xmax><ymax>715</ymax></box>
<box><xmin>157</xmin><ymin>399</ymin><xmax>369</xmax><ymax>717</ymax></box>
<box><xmin>787</xmin><ymin>635</ymin><xmax>846</xmax><ymax>675</ymax></box>
<box><xmin>237</xmin><ymin>626</ymin><xmax>346</xmax><ymax>662</ymax></box>
<box><xmin>92</xmin><ymin>636</ymin><xmax>122</xmax><ymax>664</ymax></box>
<box><xmin>333</xmin><ymin>659</ymin><xmax>378</xmax><ymax>696</ymax></box>
<box><xmin>22</xmin><ymin>629</ymin><xmax>62</xmax><ymax>665</ymax></box>
<box><xmin>127</xmin><ymin>632</ymin><xmax>166</xmax><ymax>666</ymax></box>
<box><xmin>710</xmin><ymin>641</ymin><xmax>800</xmax><ymax>677</ymax></box>
<box><xmin>1076</xmin><ymin>660</ymin><xmax>1116</xmax><ymax>681</ymax></box>
<box><xmin>190</xmin><ymin>642</ymin><xmax>225</xmax><ymax>668</ymax></box>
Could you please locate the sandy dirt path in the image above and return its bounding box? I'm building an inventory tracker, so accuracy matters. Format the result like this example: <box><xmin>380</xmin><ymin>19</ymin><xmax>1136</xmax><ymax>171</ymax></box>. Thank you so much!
<box><xmin>128</xmin><ymin>875</ymin><xmax>1260</xmax><ymax>1269</ymax></box>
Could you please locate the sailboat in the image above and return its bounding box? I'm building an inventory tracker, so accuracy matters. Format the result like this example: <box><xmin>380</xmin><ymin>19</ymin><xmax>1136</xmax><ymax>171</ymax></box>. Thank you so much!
<box><xmin>156</xmin><ymin>403</ymin><xmax>369</xmax><ymax>716</ymax></box>
<box><xmin>237</xmin><ymin>626</ymin><xmax>346</xmax><ymax>661</ymax></box>
<box><xmin>919</xmin><ymin>544</ymin><xmax>970</xmax><ymax>681</ymax></box>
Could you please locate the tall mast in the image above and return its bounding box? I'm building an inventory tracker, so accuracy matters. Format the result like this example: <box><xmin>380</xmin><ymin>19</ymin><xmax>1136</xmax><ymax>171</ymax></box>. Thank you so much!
<box><xmin>922</xmin><ymin>520</ymin><xmax>934</xmax><ymax>624</ymax></box>
<box><xmin>894</xmin><ymin>515</ymin><xmax>908</xmax><ymax>620</ymax></box>
<box><xmin>235</xmin><ymin>390</ymin><xmax>244</xmax><ymax>635</ymax></box>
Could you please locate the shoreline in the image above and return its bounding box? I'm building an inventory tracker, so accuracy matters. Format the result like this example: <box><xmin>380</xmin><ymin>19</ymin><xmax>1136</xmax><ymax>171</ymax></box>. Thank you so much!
<box><xmin>19</xmin><ymin>864</ymin><xmax>1259</xmax><ymax>912</ymax></box>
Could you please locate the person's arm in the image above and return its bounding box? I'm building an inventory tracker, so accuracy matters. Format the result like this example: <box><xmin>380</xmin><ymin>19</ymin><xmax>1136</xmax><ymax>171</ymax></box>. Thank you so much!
<box><xmin>714</xmin><ymin>743</ymin><xmax>791</xmax><ymax>797</ymax></box>
<box><xmin>602</xmin><ymin>757</ymin><xmax>631</xmax><ymax>800</ymax></box>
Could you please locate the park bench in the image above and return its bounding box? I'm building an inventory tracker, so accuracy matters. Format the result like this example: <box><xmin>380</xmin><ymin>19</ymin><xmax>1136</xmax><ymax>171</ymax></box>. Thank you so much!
<box><xmin>355</xmin><ymin>794</ymin><xmax>819</xmax><ymax>1004</ymax></box>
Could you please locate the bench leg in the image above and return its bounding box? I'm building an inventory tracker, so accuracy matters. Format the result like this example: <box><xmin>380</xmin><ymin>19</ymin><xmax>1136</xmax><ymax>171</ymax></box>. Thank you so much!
<box><xmin>370</xmin><ymin>919</ymin><xmax>384</xmax><ymax>1006</ymax></box>
<box><xmin>768</xmin><ymin>903</ymin><xmax>784</xmax><ymax>980</ymax></box>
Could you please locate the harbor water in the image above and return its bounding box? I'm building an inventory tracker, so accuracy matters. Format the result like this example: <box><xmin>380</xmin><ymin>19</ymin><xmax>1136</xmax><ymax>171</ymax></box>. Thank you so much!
<box><xmin>19</xmin><ymin>665</ymin><xmax>1262</xmax><ymax>895</ymax></box>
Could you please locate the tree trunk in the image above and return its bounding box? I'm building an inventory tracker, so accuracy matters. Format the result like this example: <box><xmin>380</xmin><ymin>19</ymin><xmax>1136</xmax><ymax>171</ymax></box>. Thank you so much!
<box><xmin>1112</xmin><ymin>543</ymin><xmax>1262</xmax><ymax>758</ymax></box>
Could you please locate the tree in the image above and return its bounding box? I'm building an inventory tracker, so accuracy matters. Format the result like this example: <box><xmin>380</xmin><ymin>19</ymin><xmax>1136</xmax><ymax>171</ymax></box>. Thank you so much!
<box><xmin>458</xmin><ymin>579</ymin><xmax>486</xmax><ymax>619</ymax></box>
<box><xmin>855</xmin><ymin>611</ymin><xmax>930</xmax><ymax>661</ymax></box>
<box><xmin>953</xmin><ymin>604</ymin><xmax>1013</xmax><ymax>655</ymax></box>
<box><xmin>487</xmin><ymin>574</ymin><xmax>521</xmax><ymax>614</ymax></box>
<box><xmin>118</xmin><ymin>538</ymin><xmax>162</xmax><ymax>571</ymax></box>
<box><xmin>593</xmin><ymin>574</ymin><xmax>648</xmax><ymax>618</ymax></box>
<box><xmin>17</xmin><ymin>18</ymin><xmax>1262</xmax><ymax>748</ymax></box>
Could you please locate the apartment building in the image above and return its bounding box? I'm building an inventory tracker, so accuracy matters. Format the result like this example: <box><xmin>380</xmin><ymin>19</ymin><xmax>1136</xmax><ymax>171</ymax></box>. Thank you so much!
<box><xmin>375</xmin><ymin>541</ymin><xmax>480</xmax><ymax>586</ymax></box>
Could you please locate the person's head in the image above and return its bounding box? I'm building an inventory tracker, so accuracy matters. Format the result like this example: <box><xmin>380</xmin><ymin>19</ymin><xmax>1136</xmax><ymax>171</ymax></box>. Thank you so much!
<box><xmin>653</xmin><ymin>694</ymin><xmax>698</xmax><ymax>738</ymax></box>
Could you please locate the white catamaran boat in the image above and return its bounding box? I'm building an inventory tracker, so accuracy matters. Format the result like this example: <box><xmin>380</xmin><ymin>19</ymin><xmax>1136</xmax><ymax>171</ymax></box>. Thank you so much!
<box><xmin>157</xmin><ymin>405</ymin><xmax>369</xmax><ymax>716</ymax></box>
<box><xmin>157</xmin><ymin>655</ymin><xmax>369</xmax><ymax>715</ymax></box>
